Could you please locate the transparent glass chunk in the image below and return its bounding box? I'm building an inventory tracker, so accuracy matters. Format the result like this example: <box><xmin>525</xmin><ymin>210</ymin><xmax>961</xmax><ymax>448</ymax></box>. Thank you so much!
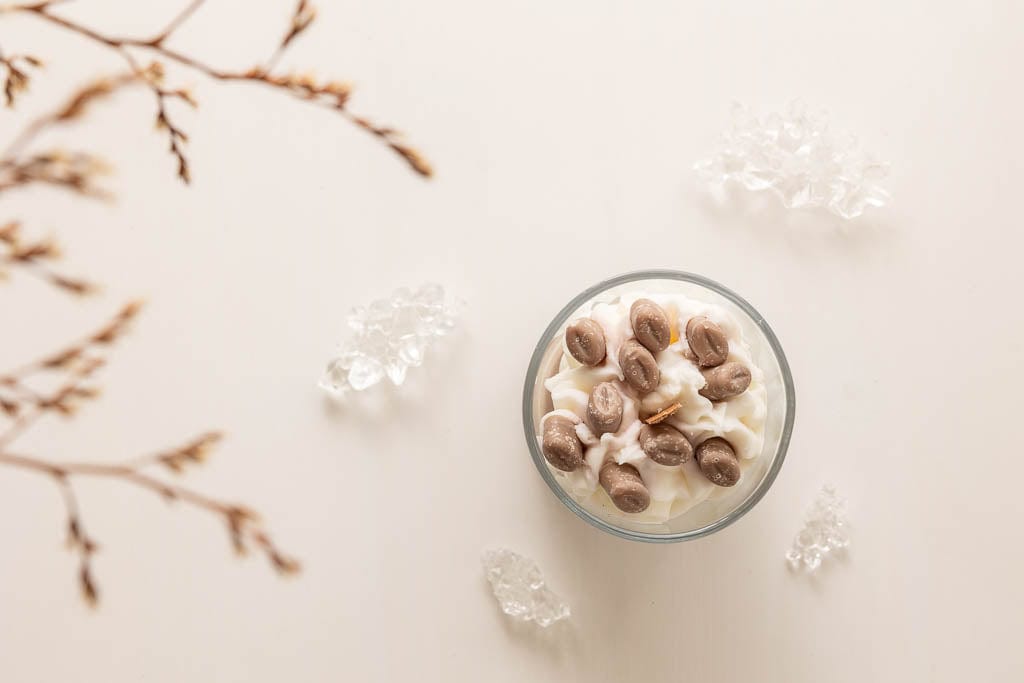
<box><xmin>786</xmin><ymin>484</ymin><xmax>849</xmax><ymax>573</ymax></box>
<box><xmin>695</xmin><ymin>102</ymin><xmax>890</xmax><ymax>219</ymax></box>
<box><xmin>319</xmin><ymin>283</ymin><xmax>461</xmax><ymax>395</ymax></box>
<box><xmin>481</xmin><ymin>548</ymin><xmax>570</xmax><ymax>628</ymax></box>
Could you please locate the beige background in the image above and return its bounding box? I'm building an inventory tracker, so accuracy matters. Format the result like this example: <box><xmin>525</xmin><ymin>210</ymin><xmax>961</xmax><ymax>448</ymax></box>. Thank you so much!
<box><xmin>2</xmin><ymin>1</ymin><xmax>1022</xmax><ymax>681</ymax></box>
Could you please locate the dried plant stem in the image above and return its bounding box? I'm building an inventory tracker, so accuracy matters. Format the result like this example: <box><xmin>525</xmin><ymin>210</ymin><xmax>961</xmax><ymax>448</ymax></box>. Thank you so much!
<box><xmin>0</xmin><ymin>300</ymin><xmax>138</xmax><ymax>384</ymax></box>
<box><xmin>0</xmin><ymin>251</ymin><xmax>94</xmax><ymax>294</ymax></box>
<box><xmin>1</xmin><ymin>70</ymin><xmax>137</xmax><ymax>162</ymax></box>
<box><xmin>54</xmin><ymin>475</ymin><xmax>98</xmax><ymax>605</ymax></box>
<box><xmin>0</xmin><ymin>405</ymin><xmax>41</xmax><ymax>449</ymax></box>
<box><xmin>0</xmin><ymin>303</ymin><xmax>299</xmax><ymax>603</ymax></box>
<box><xmin>148</xmin><ymin>0</ymin><xmax>208</xmax><ymax>46</ymax></box>
<box><xmin>0</xmin><ymin>450</ymin><xmax>235</xmax><ymax>518</ymax></box>
<box><xmin>0</xmin><ymin>46</ymin><xmax>41</xmax><ymax>106</ymax></box>
<box><xmin>0</xmin><ymin>354</ymin><xmax>104</xmax><ymax>449</ymax></box>
<box><xmin>0</xmin><ymin>0</ymin><xmax>426</xmax><ymax>606</ymax></box>
<box><xmin>10</xmin><ymin>2</ymin><xmax>432</xmax><ymax>177</ymax></box>
<box><xmin>0</xmin><ymin>442</ymin><xmax>299</xmax><ymax>604</ymax></box>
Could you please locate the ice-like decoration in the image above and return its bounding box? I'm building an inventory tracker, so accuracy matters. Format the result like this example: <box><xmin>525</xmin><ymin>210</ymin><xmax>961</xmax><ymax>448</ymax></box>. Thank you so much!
<box><xmin>319</xmin><ymin>284</ymin><xmax>460</xmax><ymax>395</ymax></box>
<box><xmin>481</xmin><ymin>548</ymin><xmax>570</xmax><ymax>627</ymax></box>
<box><xmin>695</xmin><ymin>102</ymin><xmax>890</xmax><ymax>219</ymax></box>
<box><xmin>786</xmin><ymin>484</ymin><xmax>849</xmax><ymax>573</ymax></box>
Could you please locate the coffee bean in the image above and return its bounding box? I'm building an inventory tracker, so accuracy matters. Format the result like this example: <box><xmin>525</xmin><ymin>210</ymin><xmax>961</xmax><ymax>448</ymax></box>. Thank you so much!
<box><xmin>699</xmin><ymin>361</ymin><xmax>751</xmax><ymax>401</ymax></box>
<box><xmin>618</xmin><ymin>339</ymin><xmax>660</xmax><ymax>394</ymax></box>
<box><xmin>565</xmin><ymin>319</ymin><xmax>606</xmax><ymax>366</ymax></box>
<box><xmin>630</xmin><ymin>299</ymin><xmax>671</xmax><ymax>353</ymax></box>
<box><xmin>694</xmin><ymin>437</ymin><xmax>741</xmax><ymax>487</ymax></box>
<box><xmin>541</xmin><ymin>415</ymin><xmax>584</xmax><ymax>471</ymax></box>
<box><xmin>586</xmin><ymin>382</ymin><xmax>624</xmax><ymax>436</ymax></box>
<box><xmin>599</xmin><ymin>460</ymin><xmax>651</xmax><ymax>513</ymax></box>
<box><xmin>639</xmin><ymin>423</ymin><xmax>693</xmax><ymax>466</ymax></box>
<box><xmin>685</xmin><ymin>316</ymin><xmax>729</xmax><ymax>367</ymax></box>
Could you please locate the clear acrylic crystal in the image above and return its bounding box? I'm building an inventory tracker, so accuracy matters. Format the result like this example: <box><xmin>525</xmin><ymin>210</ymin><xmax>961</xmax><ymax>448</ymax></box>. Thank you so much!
<box><xmin>390</xmin><ymin>286</ymin><xmax>413</xmax><ymax>307</ymax></box>
<box><xmin>317</xmin><ymin>360</ymin><xmax>348</xmax><ymax>395</ymax></box>
<box><xmin>696</xmin><ymin>102</ymin><xmax>890</xmax><ymax>219</ymax></box>
<box><xmin>384</xmin><ymin>360</ymin><xmax>407</xmax><ymax>386</ymax></box>
<box><xmin>481</xmin><ymin>548</ymin><xmax>570</xmax><ymax>628</ymax></box>
<box><xmin>397</xmin><ymin>336</ymin><xmax>425</xmax><ymax>366</ymax></box>
<box><xmin>346</xmin><ymin>306</ymin><xmax>367</xmax><ymax>331</ymax></box>
<box><xmin>320</xmin><ymin>284</ymin><xmax>461</xmax><ymax>395</ymax></box>
<box><xmin>414</xmin><ymin>283</ymin><xmax>444</xmax><ymax>307</ymax></box>
<box><xmin>786</xmin><ymin>484</ymin><xmax>849</xmax><ymax>573</ymax></box>
<box><xmin>347</xmin><ymin>356</ymin><xmax>383</xmax><ymax>391</ymax></box>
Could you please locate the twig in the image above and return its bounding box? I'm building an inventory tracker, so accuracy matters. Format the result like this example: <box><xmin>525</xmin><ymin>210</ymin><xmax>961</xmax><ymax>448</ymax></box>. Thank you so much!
<box><xmin>0</xmin><ymin>301</ymin><xmax>301</xmax><ymax>603</ymax></box>
<box><xmin>0</xmin><ymin>355</ymin><xmax>103</xmax><ymax>449</ymax></box>
<box><xmin>120</xmin><ymin>55</ymin><xmax>196</xmax><ymax>183</ymax></box>
<box><xmin>0</xmin><ymin>150</ymin><xmax>112</xmax><ymax>197</ymax></box>
<box><xmin>10</xmin><ymin>1</ymin><xmax>432</xmax><ymax>177</ymax></box>
<box><xmin>56</xmin><ymin>476</ymin><xmax>99</xmax><ymax>605</ymax></box>
<box><xmin>0</xmin><ymin>405</ymin><xmax>41</xmax><ymax>450</ymax></box>
<box><xmin>1</xmin><ymin>71</ymin><xmax>137</xmax><ymax>161</ymax></box>
<box><xmin>0</xmin><ymin>300</ymin><xmax>140</xmax><ymax>383</ymax></box>
<box><xmin>0</xmin><ymin>221</ymin><xmax>97</xmax><ymax>294</ymax></box>
<box><xmin>0</xmin><ymin>439</ymin><xmax>300</xmax><ymax>604</ymax></box>
<box><xmin>265</xmin><ymin>0</ymin><xmax>315</xmax><ymax>71</ymax></box>
<box><xmin>127</xmin><ymin>430</ymin><xmax>221</xmax><ymax>472</ymax></box>
<box><xmin>0</xmin><ymin>0</ymin><xmax>415</xmax><ymax>607</ymax></box>
<box><xmin>0</xmin><ymin>46</ymin><xmax>41</xmax><ymax>107</ymax></box>
<box><xmin>148</xmin><ymin>0</ymin><xmax>207</xmax><ymax>46</ymax></box>
<box><xmin>0</xmin><ymin>303</ymin><xmax>132</xmax><ymax>448</ymax></box>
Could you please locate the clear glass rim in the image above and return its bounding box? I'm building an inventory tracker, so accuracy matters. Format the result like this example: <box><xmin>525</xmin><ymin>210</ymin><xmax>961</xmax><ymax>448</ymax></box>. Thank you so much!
<box><xmin>521</xmin><ymin>269</ymin><xmax>796</xmax><ymax>543</ymax></box>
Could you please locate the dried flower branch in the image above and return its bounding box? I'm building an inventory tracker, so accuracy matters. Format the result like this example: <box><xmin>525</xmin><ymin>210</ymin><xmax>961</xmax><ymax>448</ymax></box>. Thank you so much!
<box><xmin>267</xmin><ymin>0</ymin><xmax>317</xmax><ymax>70</ymax></box>
<box><xmin>4</xmin><ymin>0</ymin><xmax>432</xmax><ymax>178</ymax></box>
<box><xmin>0</xmin><ymin>440</ymin><xmax>300</xmax><ymax>605</ymax></box>
<box><xmin>0</xmin><ymin>220</ymin><xmax>96</xmax><ymax>294</ymax></box>
<box><xmin>0</xmin><ymin>0</ymin><xmax>430</xmax><ymax>606</ymax></box>
<box><xmin>130</xmin><ymin>430</ymin><xmax>221</xmax><ymax>473</ymax></box>
<box><xmin>0</xmin><ymin>305</ymin><xmax>299</xmax><ymax>604</ymax></box>
<box><xmin>0</xmin><ymin>149</ymin><xmax>112</xmax><ymax>196</ymax></box>
<box><xmin>0</xmin><ymin>70</ymin><xmax>135</xmax><ymax>199</ymax></box>
<box><xmin>148</xmin><ymin>0</ymin><xmax>208</xmax><ymax>47</ymax></box>
<box><xmin>0</xmin><ymin>47</ymin><xmax>41</xmax><ymax>106</ymax></box>
<box><xmin>0</xmin><ymin>303</ymin><xmax>139</xmax><ymax>449</ymax></box>
<box><xmin>138</xmin><ymin>60</ymin><xmax>196</xmax><ymax>182</ymax></box>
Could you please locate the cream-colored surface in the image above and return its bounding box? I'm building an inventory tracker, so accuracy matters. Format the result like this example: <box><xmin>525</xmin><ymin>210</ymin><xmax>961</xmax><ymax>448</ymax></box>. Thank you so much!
<box><xmin>1</xmin><ymin>1</ymin><xmax>1022</xmax><ymax>681</ymax></box>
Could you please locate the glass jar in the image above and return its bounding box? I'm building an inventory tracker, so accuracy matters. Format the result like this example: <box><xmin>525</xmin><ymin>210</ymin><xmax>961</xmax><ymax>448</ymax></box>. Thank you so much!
<box><xmin>522</xmin><ymin>270</ymin><xmax>795</xmax><ymax>542</ymax></box>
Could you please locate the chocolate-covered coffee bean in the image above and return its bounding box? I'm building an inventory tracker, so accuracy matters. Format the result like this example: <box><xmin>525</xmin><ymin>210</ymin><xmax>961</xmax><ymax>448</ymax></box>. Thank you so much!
<box><xmin>685</xmin><ymin>316</ymin><xmax>729</xmax><ymax>368</ymax></box>
<box><xmin>630</xmin><ymin>299</ymin><xmax>671</xmax><ymax>354</ymax></box>
<box><xmin>638</xmin><ymin>423</ymin><xmax>693</xmax><ymax>466</ymax></box>
<box><xmin>565</xmin><ymin>319</ymin><xmax>606</xmax><ymax>366</ymax></box>
<box><xmin>698</xmin><ymin>361</ymin><xmax>751</xmax><ymax>401</ymax></box>
<box><xmin>541</xmin><ymin>415</ymin><xmax>584</xmax><ymax>471</ymax></box>
<box><xmin>586</xmin><ymin>382</ymin><xmax>623</xmax><ymax>436</ymax></box>
<box><xmin>599</xmin><ymin>460</ymin><xmax>651</xmax><ymax>513</ymax></box>
<box><xmin>618</xmin><ymin>339</ymin><xmax>660</xmax><ymax>394</ymax></box>
<box><xmin>694</xmin><ymin>437</ymin><xmax>741</xmax><ymax>487</ymax></box>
